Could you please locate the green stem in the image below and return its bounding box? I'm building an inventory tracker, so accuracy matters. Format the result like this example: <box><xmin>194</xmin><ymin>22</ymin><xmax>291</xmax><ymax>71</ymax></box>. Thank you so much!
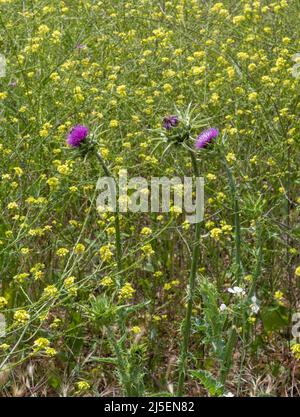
<box><xmin>285</xmin><ymin>143</ymin><xmax>293</xmax><ymax>346</ymax></box>
<box><xmin>96</xmin><ymin>152</ymin><xmax>123</xmax><ymax>283</ymax></box>
<box><xmin>96</xmin><ymin>151</ymin><xmax>127</xmax><ymax>357</ymax></box>
<box><xmin>220</xmin><ymin>325</ymin><xmax>238</xmax><ymax>385</ymax></box>
<box><xmin>114</xmin><ymin>210</ymin><xmax>123</xmax><ymax>280</ymax></box>
<box><xmin>177</xmin><ymin>150</ymin><xmax>201</xmax><ymax>397</ymax></box>
<box><xmin>249</xmin><ymin>221</ymin><xmax>263</xmax><ymax>297</ymax></box>
<box><xmin>223</xmin><ymin>157</ymin><xmax>243</xmax><ymax>281</ymax></box>
<box><xmin>107</xmin><ymin>325</ymin><xmax>130</xmax><ymax>395</ymax></box>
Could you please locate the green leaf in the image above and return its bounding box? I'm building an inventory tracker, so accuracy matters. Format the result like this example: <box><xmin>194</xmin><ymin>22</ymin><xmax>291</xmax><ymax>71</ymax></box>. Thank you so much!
<box><xmin>261</xmin><ymin>305</ymin><xmax>289</xmax><ymax>332</ymax></box>
<box><xmin>48</xmin><ymin>375</ymin><xmax>61</xmax><ymax>390</ymax></box>
<box><xmin>190</xmin><ymin>369</ymin><xmax>224</xmax><ymax>396</ymax></box>
<box><xmin>143</xmin><ymin>262</ymin><xmax>154</xmax><ymax>272</ymax></box>
<box><xmin>65</xmin><ymin>310</ymin><xmax>84</xmax><ymax>368</ymax></box>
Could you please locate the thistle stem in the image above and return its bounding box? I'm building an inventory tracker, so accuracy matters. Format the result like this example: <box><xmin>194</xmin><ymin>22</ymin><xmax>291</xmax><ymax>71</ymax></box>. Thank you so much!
<box><xmin>177</xmin><ymin>150</ymin><xmax>201</xmax><ymax>397</ymax></box>
<box><xmin>96</xmin><ymin>152</ymin><xmax>123</xmax><ymax>282</ymax></box>
<box><xmin>107</xmin><ymin>326</ymin><xmax>130</xmax><ymax>395</ymax></box>
<box><xmin>223</xmin><ymin>157</ymin><xmax>243</xmax><ymax>281</ymax></box>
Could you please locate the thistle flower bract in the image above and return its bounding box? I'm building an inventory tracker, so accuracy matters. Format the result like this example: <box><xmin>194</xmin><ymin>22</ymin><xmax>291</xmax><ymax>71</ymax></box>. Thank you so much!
<box><xmin>67</xmin><ymin>125</ymin><xmax>89</xmax><ymax>147</ymax></box>
<box><xmin>163</xmin><ymin>115</ymin><xmax>179</xmax><ymax>130</ymax></box>
<box><xmin>195</xmin><ymin>127</ymin><xmax>219</xmax><ymax>149</ymax></box>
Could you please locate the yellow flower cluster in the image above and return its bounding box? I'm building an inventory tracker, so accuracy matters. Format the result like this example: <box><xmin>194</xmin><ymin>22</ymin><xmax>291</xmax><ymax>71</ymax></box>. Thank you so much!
<box><xmin>43</xmin><ymin>285</ymin><xmax>58</xmax><ymax>298</ymax></box>
<box><xmin>76</xmin><ymin>381</ymin><xmax>90</xmax><ymax>392</ymax></box>
<box><xmin>33</xmin><ymin>338</ymin><xmax>57</xmax><ymax>357</ymax></box>
<box><xmin>0</xmin><ymin>297</ymin><xmax>8</xmax><ymax>309</ymax></box>
<box><xmin>274</xmin><ymin>291</ymin><xmax>284</xmax><ymax>306</ymax></box>
<box><xmin>64</xmin><ymin>276</ymin><xmax>78</xmax><ymax>296</ymax></box>
<box><xmin>141</xmin><ymin>244</ymin><xmax>154</xmax><ymax>257</ymax></box>
<box><xmin>100</xmin><ymin>276</ymin><xmax>114</xmax><ymax>287</ymax></box>
<box><xmin>119</xmin><ymin>282</ymin><xmax>136</xmax><ymax>300</ymax></box>
<box><xmin>99</xmin><ymin>245</ymin><xmax>113</xmax><ymax>262</ymax></box>
<box><xmin>14</xmin><ymin>309</ymin><xmax>30</xmax><ymax>324</ymax></box>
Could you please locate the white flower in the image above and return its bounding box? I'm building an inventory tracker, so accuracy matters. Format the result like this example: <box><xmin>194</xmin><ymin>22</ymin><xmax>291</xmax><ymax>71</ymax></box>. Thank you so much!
<box><xmin>224</xmin><ymin>391</ymin><xmax>234</xmax><ymax>397</ymax></box>
<box><xmin>228</xmin><ymin>286</ymin><xmax>246</xmax><ymax>296</ymax></box>
<box><xmin>251</xmin><ymin>295</ymin><xmax>257</xmax><ymax>303</ymax></box>
<box><xmin>251</xmin><ymin>304</ymin><xmax>259</xmax><ymax>314</ymax></box>
<box><xmin>250</xmin><ymin>295</ymin><xmax>260</xmax><ymax>314</ymax></box>
<box><xmin>219</xmin><ymin>303</ymin><xmax>227</xmax><ymax>312</ymax></box>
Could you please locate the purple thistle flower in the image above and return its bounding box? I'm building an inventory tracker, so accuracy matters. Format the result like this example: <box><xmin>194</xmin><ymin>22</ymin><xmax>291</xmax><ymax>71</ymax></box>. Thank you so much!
<box><xmin>163</xmin><ymin>115</ymin><xmax>179</xmax><ymax>130</ymax></box>
<box><xmin>67</xmin><ymin>125</ymin><xmax>89</xmax><ymax>147</ymax></box>
<box><xmin>195</xmin><ymin>128</ymin><xmax>219</xmax><ymax>149</ymax></box>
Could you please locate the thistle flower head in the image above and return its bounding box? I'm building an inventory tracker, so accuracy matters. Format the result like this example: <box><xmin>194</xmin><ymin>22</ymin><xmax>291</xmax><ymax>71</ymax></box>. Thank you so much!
<box><xmin>163</xmin><ymin>115</ymin><xmax>179</xmax><ymax>130</ymax></box>
<box><xmin>67</xmin><ymin>125</ymin><xmax>89</xmax><ymax>147</ymax></box>
<box><xmin>195</xmin><ymin>128</ymin><xmax>219</xmax><ymax>149</ymax></box>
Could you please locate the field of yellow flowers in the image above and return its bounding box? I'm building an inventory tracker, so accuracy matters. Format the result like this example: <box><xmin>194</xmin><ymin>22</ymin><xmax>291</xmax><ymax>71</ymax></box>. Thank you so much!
<box><xmin>0</xmin><ymin>0</ymin><xmax>300</xmax><ymax>397</ymax></box>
